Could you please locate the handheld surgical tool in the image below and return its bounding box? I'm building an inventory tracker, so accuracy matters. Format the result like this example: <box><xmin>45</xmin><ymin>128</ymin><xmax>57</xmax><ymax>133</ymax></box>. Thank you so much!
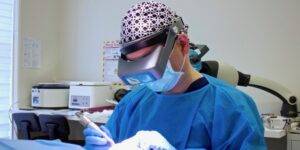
<box><xmin>75</xmin><ymin>111</ymin><xmax>115</xmax><ymax>145</ymax></box>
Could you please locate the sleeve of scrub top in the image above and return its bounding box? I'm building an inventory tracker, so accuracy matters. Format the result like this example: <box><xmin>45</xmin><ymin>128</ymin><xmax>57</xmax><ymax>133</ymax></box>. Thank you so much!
<box><xmin>104</xmin><ymin>88</ymin><xmax>136</xmax><ymax>141</ymax></box>
<box><xmin>211</xmin><ymin>89</ymin><xmax>266</xmax><ymax>150</ymax></box>
<box><xmin>105</xmin><ymin>85</ymin><xmax>147</xmax><ymax>142</ymax></box>
<box><xmin>105</xmin><ymin>105</ymin><xmax>121</xmax><ymax>142</ymax></box>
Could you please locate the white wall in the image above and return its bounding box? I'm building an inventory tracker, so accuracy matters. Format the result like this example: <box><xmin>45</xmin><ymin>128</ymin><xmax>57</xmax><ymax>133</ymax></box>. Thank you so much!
<box><xmin>57</xmin><ymin>0</ymin><xmax>141</xmax><ymax>81</ymax></box>
<box><xmin>165</xmin><ymin>0</ymin><xmax>300</xmax><ymax>114</ymax></box>
<box><xmin>17</xmin><ymin>0</ymin><xmax>300</xmax><ymax>115</ymax></box>
<box><xmin>16</xmin><ymin>0</ymin><xmax>62</xmax><ymax>108</ymax></box>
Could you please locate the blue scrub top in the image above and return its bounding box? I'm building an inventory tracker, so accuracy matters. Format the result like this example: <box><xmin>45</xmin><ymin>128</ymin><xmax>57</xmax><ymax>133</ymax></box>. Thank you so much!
<box><xmin>106</xmin><ymin>75</ymin><xmax>266</xmax><ymax>150</ymax></box>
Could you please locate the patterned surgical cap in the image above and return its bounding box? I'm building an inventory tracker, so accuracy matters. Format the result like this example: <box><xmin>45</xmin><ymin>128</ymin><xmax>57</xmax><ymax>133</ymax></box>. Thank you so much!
<box><xmin>120</xmin><ymin>1</ymin><xmax>186</xmax><ymax>44</ymax></box>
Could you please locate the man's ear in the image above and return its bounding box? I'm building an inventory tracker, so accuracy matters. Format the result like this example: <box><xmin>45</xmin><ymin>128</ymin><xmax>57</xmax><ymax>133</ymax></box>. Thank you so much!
<box><xmin>177</xmin><ymin>33</ymin><xmax>189</xmax><ymax>55</ymax></box>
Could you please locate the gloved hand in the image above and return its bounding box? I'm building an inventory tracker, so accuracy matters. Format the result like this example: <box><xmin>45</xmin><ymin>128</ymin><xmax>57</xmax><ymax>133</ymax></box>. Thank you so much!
<box><xmin>110</xmin><ymin>131</ymin><xmax>176</xmax><ymax>150</ymax></box>
<box><xmin>83</xmin><ymin>125</ymin><xmax>112</xmax><ymax>150</ymax></box>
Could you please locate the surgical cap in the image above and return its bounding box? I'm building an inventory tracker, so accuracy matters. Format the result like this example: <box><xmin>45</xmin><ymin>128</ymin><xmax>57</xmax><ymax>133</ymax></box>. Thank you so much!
<box><xmin>120</xmin><ymin>1</ymin><xmax>186</xmax><ymax>44</ymax></box>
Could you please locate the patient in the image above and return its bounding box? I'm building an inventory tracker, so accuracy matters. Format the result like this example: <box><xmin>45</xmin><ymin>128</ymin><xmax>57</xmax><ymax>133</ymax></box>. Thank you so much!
<box><xmin>0</xmin><ymin>131</ymin><xmax>172</xmax><ymax>150</ymax></box>
<box><xmin>0</xmin><ymin>139</ymin><xmax>83</xmax><ymax>150</ymax></box>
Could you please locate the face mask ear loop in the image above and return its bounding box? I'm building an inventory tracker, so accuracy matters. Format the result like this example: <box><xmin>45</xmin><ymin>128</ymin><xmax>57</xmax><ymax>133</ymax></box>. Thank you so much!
<box><xmin>167</xmin><ymin>45</ymin><xmax>187</xmax><ymax>73</ymax></box>
<box><xmin>179</xmin><ymin>54</ymin><xmax>186</xmax><ymax>72</ymax></box>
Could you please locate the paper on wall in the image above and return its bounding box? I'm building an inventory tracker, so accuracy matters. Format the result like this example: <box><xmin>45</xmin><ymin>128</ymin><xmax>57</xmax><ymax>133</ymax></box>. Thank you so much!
<box><xmin>103</xmin><ymin>47</ymin><xmax>120</xmax><ymax>60</ymax></box>
<box><xmin>23</xmin><ymin>37</ymin><xmax>42</xmax><ymax>68</ymax></box>
<box><xmin>102</xmin><ymin>40</ymin><xmax>122</xmax><ymax>83</ymax></box>
<box><xmin>103</xmin><ymin>60</ymin><xmax>120</xmax><ymax>82</ymax></box>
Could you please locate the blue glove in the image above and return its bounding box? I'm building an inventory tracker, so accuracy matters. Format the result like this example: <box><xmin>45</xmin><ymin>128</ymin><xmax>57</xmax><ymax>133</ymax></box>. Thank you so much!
<box><xmin>83</xmin><ymin>125</ymin><xmax>112</xmax><ymax>150</ymax></box>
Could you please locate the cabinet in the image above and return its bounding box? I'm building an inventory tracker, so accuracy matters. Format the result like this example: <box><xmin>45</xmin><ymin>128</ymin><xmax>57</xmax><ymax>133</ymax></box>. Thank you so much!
<box><xmin>287</xmin><ymin>132</ymin><xmax>300</xmax><ymax>150</ymax></box>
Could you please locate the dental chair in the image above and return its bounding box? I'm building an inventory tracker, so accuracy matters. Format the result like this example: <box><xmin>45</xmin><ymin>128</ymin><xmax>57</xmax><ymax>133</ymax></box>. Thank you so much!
<box><xmin>38</xmin><ymin>114</ymin><xmax>70</xmax><ymax>141</ymax></box>
<box><xmin>12</xmin><ymin>113</ymin><xmax>47</xmax><ymax>140</ymax></box>
<box><xmin>38</xmin><ymin>114</ymin><xmax>84</xmax><ymax>145</ymax></box>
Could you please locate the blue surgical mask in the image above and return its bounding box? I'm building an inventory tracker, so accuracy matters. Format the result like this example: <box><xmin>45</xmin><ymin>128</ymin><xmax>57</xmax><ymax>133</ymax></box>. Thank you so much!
<box><xmin>145</xmin><ymin>57</ymin><xmax>186</xmax><ymax>92</ymax></box>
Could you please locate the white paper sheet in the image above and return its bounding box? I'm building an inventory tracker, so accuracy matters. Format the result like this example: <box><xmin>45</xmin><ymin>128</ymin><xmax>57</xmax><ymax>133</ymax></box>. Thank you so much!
<box><xmin>23</xmin><ymin>37</ymin><xmax>42</xmax><ymax>68</ymax></box>
<box><xmin>102</xmin><ymin>41</ymin><xmax>122</xmax><ymax>83</ymax></box>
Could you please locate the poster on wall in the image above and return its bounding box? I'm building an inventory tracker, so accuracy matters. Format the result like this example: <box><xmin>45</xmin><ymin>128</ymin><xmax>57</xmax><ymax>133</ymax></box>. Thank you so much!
<box><xmin>102</xmin><ymin>40</ymin><xmax>122</xmax><ymax>83</ymax></box>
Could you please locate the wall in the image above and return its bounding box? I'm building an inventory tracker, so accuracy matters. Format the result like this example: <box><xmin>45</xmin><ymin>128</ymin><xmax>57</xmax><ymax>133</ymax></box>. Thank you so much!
<box><xmin>57</xmin><ymin>0</ymin><xmax>141</xmax><ymax>81</ymax></box>
<box><xmin>17</xmin><ymin>0</ymin><xmax>300</xmax><ymax>115</ymax></box>
<box><xmin>168</xmin><ymin>0</ymin><xmax>300</xmax><ymax>114</ymax></box>
<box><xmin>15</xmin><ymin>0</ymin><xmax>62</xmax><ymax>108</ymax></box>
